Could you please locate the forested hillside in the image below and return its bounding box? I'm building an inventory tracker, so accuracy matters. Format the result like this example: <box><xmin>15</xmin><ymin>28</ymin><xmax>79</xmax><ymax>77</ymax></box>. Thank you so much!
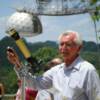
<box><xmin>0</xmin><ymin>36</ymin><xmax>100</xmax><ymax>93</ymax></box>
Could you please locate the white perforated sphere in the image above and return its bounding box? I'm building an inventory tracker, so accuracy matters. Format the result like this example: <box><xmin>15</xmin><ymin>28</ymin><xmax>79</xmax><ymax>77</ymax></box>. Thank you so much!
<box><xmin>6</xmin><ymin>11</ymin><xmax>42</xmax><ymax>37</ymax></box>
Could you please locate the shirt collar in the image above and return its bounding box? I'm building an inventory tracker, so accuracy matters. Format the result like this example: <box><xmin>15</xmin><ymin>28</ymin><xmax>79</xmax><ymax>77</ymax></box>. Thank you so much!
<box><xmin>63</xmin><ymin>56</ymin><xmax>83</xmax><ymax>71</ymax></box>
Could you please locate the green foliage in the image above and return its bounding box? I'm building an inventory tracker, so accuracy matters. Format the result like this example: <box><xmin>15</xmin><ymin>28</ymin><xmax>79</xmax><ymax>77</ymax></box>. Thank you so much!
<box><xmin>32</xmin><ymin>46</ymin><xmax>59</xmax><ymax>62</ymax></box>
<box><xmin>4</xmin><ymin>70</ymin><xmax>18</xmax><ymax>93</ymax></box>
<box><xmin>89</xmin><ymin>0</ymin><xmax>100</xmax><ymax>21</ymax></box>
<box><xmin>91</xmin><ymin>10</ymin><xmax>100</xmax><ymax>21</ymax></box>
<box><xmin>81</xmin><ymin>51</ymin><xmax>99</xmax><ymax>68</ymax></box>
<box><xmin>81</xmin><ymin>51</ymin><xmax>100</xmax><ymax>75</ymax></box>
<box><xmin>90</xmin><ymin>0</ymin><xmax>98</xmax><ymax>5</ymax></box>
<box><xmin>0</xmin><ymin>67</ymin><xmax>18</xmax><ymax>94</ymax></box>
<box><xmin>92</xmin><ymin>10</ymin><xmax>100</xmax><ymax>21</ymax></box>
<box><xmin>31</xmin><ymin>46</ymin><xmax>59</xmax><ymax>73</ymax></box>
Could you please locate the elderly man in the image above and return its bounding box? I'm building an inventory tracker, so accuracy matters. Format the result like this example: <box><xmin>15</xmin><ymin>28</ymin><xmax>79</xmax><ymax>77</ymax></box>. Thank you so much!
<box><xmin>7</xmin><ymin>30</ymin><xmax>100</xmax><ymax>100</ymax></box>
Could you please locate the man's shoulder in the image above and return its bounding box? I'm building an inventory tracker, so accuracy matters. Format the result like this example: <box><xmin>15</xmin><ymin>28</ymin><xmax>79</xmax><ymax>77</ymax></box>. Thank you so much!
<box><xmin>80</xmin><ymin>60</ymin><xmax>96</xmax><ymax>72</ymax></box>
<box><xmin>50</xmin><ymin>63</ymin><xmax>64</xmax><ymax>70</ymax></box>
<box><xmin>44</xmin><ymin>63</ymin><xmax>64</xmax><ymax>75</ymax></box>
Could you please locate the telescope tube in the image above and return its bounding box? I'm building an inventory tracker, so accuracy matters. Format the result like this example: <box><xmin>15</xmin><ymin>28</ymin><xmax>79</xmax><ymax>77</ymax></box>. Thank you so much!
<box><xmin>7</xmin><ymin>29</ymin><xmax>40</xmax><ymax>73</ymax></box>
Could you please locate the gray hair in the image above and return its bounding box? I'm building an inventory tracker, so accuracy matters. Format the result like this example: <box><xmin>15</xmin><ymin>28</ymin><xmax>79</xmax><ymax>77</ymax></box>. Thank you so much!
<box><xmin>58</xmin><ymin>30</ymin><xmax>83</xmax><ymax>46</ymax></box>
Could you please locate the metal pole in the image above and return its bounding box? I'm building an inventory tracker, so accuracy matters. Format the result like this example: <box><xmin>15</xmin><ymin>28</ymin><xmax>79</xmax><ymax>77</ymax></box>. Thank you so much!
<box><xmin>21</xmin><ymin>77</ymin><xmax>26</xmax><ymax>100</ymax></box>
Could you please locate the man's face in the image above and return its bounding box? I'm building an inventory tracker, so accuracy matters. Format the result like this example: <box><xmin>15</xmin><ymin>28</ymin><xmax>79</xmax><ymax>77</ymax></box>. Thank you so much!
<box><xmin>59</xmin><ymin>34</ymin><xmax>81</xmax><ymax>60</ymax></box>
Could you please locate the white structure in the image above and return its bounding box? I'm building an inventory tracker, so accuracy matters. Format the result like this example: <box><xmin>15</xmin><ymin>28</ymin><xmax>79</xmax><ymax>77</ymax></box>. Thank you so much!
<box><xmin>6</xmin><ymin>11</ymin><xmax>42</xmax><ymax>37</ymax></box>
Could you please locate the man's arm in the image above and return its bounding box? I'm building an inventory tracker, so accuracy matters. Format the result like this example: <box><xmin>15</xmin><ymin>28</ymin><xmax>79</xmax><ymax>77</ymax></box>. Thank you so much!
<box><xmin>7</xmin><ymin>47</ymin><xmax>52</xmax><ymax>90</ymax></box>
<box><xmin>86</xmin><ymin>69</ymin><xmax>100</xmax><ymax>100</ymax></box>
<box><xmin>14</xmin><ymin>65</ymin><xmax>53</xmax><ymax>90</ymax></box>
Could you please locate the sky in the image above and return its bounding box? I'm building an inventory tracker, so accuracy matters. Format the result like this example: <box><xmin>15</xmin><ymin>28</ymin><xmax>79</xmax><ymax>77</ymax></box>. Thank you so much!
<box><xmin>0</xmin><ymin>0</ymin><xmax>100</xmax><ymax>43</ymax></box>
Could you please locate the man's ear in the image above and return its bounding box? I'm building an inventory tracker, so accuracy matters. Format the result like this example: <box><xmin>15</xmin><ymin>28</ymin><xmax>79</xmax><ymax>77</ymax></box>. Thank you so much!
<box><xmin>77</xmin><ymin>45</ymin><xmax>82</xmax><ymax>52</ymax></box>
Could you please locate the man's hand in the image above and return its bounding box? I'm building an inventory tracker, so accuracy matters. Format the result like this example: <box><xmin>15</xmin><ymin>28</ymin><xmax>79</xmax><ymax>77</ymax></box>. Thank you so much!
<box><xmin>6</xmin><ymin>47</ymin><xmax>21</xmax><ymax>68</ymax></box>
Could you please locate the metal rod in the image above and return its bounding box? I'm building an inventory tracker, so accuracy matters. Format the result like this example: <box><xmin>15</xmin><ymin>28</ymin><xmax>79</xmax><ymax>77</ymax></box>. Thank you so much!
<box><xmin>21</xmin><ymin>77</ymin><xmax>26</xmax><ymax>100</ymax></box>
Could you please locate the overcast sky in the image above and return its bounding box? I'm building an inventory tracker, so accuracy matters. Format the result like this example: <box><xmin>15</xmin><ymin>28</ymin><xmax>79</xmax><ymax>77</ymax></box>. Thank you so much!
<box><xmin>0</xmin><ymin>0</ymin><xmax>100</xmax><ymax>43</ymax></box>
